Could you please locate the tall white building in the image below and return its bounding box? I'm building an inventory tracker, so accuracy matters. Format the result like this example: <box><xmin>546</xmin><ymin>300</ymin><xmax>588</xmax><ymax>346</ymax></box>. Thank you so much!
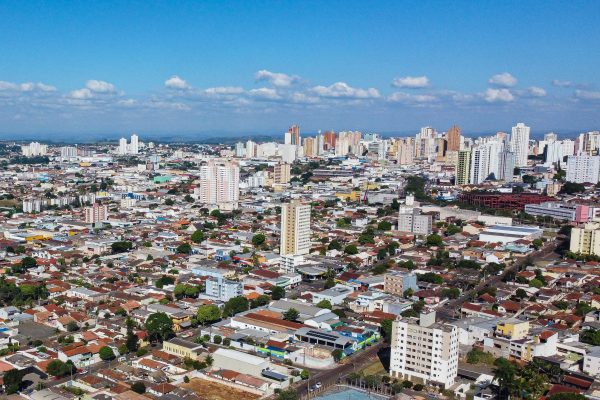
<box><xmin>235</xmin><ymin>142</ymin><xmax>246</xmax><ymax>157</ymax></box>
<box><xmin>566</xmin><ymin>155</ymin><xmax>600</xmax><ymax>183</ymax></box>
<box><xmin>498</xmin><ymin>150</ymin><xmax>515</xmax><ymax>182</ymax></box>
<box><xmin>469</xmin><ymin>145</ymin><xmax>490</xmax><ymax>184</ymax></box>
<box><xmin>117</xmin><ymin>134</ymin><xmax>140</xmax><ymax>155</ymax></box>
<box><xmin>130</xmin><ymin>134</ymin><xmax>139</xmax><ymax>154</ymax></box>
<box><xmin>280</xmin><ymin>200</ymin><xmax>311</xmax><ymax>256</ymax></box>
<box><xmin>196</xmin><ymin>160</ymin><xmax>240</xmax><ymax>210</ymax></box>
<box><xmin>84</xmin><ymin>203</ymin><xmax>108</xmax><ymax>224</ymax></box>
<box><xmin>60</xmin><ymin>146</ymin><xmax>78</xmax><ymax>159</ymax></box>
<box><xmin>510</xmin><ymin>122</ymin><xmax>531</xmax><ymax>167</ymax></box>
<box><xmin>390</xmin><ymin>312</ymin><xmax>459</xmax><ymax>389</ymax></box>
<box><xmin>21</xmin><ymin>142</ymin><xmax>48</xmax><ymax>157</ymax></box>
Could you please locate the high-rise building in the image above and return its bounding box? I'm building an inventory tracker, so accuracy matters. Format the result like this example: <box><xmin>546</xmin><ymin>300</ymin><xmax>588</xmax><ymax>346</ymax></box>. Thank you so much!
<box><xmin>85</xmin><ymin>203</ymin><xmax>108</xmax><ymax>224</ymax></box>
<box><xmin>498</xmin><ymin>151</ymin><xmax>515</xmax><ymax>182</ymax></box>
<box><xmin>398</xmin><ymin>208</ymin><xmax>432</xmax><ymax>235</ymax></box>
<box><xmin>566</xmin><ymin>155</ymin><xmax>600</xmax><ymax>183</ymax></box>
<box><xmin>323</xmin><ymin>131</ymin><xmax>337</xmax><ymax>150</ymax></box>
<box><xmin>245</xmin><ymin>140</ymin><xmax>256</xmax><ymax>159</ymax></box>
<box><xmin>21</xmin><ymin>142</ymin><xmax>48</xmax><ymax>157</ymax></box>
<box><xmin>235</xmin><ymin>142</ymin><xmax>246</xmax><ymax>157</ymax></box>
<box><xmin>570</xmin><ymin>223</ymin><xmax>600</xmax><ymax>256</ymax></box>
<box><xmin>390</xmin><ymin>311</ymin><xmax>459</xmax><ymax>389</ymax></box>
<box><xmin>118</xmin><ymin>138</ymin><xmax>128</xmax><ymax>155</ymax></box>
<box><xmin>456</xmin><ymin>150</ymin><xmax>471</xmax><ymax>185</ymax></box>
<box><xmin>446</xmin><ymin>125</ymin><xmax>461</xmax><ymax>152</ymax></box>
<box><xmin>396</xmin><ymin>138</ymin><xmax>414</xmax><ymax>165</ymax></box>
<box><xmin>469</xmin><ymin>145</ymin><xmax>490</xmax><ymax>184</ymax></box>
<box><xmin>303</xmin><ymin>137</ymin><xmax>317</xmax><ymax>157</ymax></box>
<box><xmin>197</xmin><ymin>160</ymin><xmax>240</xmax><ymax>210</ymax></box>
<box><xmin>130</xmin><ymin>133</ymin><xmax>139</xmax><ymax>154</ymax></box>
<box><xmin>280</xmin><ymin>200</ymin><xmax>311</xmax><ymax>256</ymax></box>
<box><xmin>273</xmin><ymin>163</ymin><xmax>291</xmax><ymax>184</ymax></box>
<box><xmin>435</xmin><ymin>138</ymin><xmax>447</xmax><ymax>162</ymax></box>
<box><xmin>510</xmin><ymin>123</ymin><xmax>530</xmax><ymax>167</ymax></box>
<box><xmin>288</xmin><ymin>125</ymin><xmax>300</xmax><ymax>146</ymax></box>
<box><xmin>60</xmin><ymin>146</ymin><xmax>78</xmax><ymax>159</ymax></box>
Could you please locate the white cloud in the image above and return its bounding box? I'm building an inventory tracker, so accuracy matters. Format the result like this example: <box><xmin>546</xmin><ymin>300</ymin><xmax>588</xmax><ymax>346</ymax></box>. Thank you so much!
<box><xmin>85</xmin><ymin>80</ymin><xmax>116</xmax><ymax>93</ymax></box>
<box><xmin>552</xmin><ymin>79</ymin><xmax>572</xmax><ymax>87</ymax></box>
<box><xmin>255</xmin><ymin>70</ymin><xmax>299</xmax><ymax>87</ymax></box>
<box><xmin>69</xmin><ymin>88</ymin><xmax>94</xmax><ymax>100</ymax></box>
<box><xmin>204</xmin><ymin>86</ymin><xmax>244</xmax><ymax>95</ymax></box>
<box><xmin>391</xmin><ymin>76</ymin><xmax>429</xmax><ymax>89</ymax></box>
<box><xmin>165</xmin><ymin>75</ymin><xmax>190</xmax><ymax>90</ymax></box>
<box><xmin>290</xmin><ymin>92</ymin><xmax>320</xmax><ymax>104</ymax></box>
<box><xmin>311</xmin><ymin>82</ymin><xmax>380</xmax><ymax>99</ymax></box>
<box><xmin>489</xmin><ymin>72</ymin><xmax>518</xmax><ymax>87</ymax></box>
<box><xmin>388</xmin><ymin>92</ymin><xmax>437</xmax><ymax>103</ymax></box>
<box><xmin>575</xmin><ymin>90</ymin><xmax>600</xmax><ymax>101</ymax></box>
<box><xmin>248</xmin><ymin>87</ymin><xmax>281</xmax><ymax>100</ymax></box>
<box><xmin>0</xmin><ymin>81</ymin><xmax>56</xmax><ymax>92</ymax></box>
<box><xmin>484</xmin><ymin>88</ymin><xmax>514</xmax><ymax>102</ymax></box>
<box><xmin>527</xmin><ymin>86</ymin><xmax>546</xmax><ymax>97</ymax></box>
<box><xmin>0</xmin><ymin>81</ymin><xmax>19</xmax><ymax>91</ymax></box>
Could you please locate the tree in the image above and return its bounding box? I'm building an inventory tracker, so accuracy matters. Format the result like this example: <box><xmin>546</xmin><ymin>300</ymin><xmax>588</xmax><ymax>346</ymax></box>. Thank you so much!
<box><xmin>20</xmin><ymin>256</ymin><xmax>37</xmax><ymax>270</ymax></box>
<box><xmin>196</xmin><ymin>304</ymin><xmax>221</xmax><ymax>325</ymax></box>
<box><xmin>445</xmin><ymin>224</ymin><xmax>462</xmax><ymax>235</ymax></box>
<box><xmin>316</xmin><ymin>299</ymin><xmax>332</xmax><ymax>309</ymax></box>
<box><xmin>532</xmin><ymin>238</ymin><xmax>543</xmax><ymax>250</ymax></box>
<box><xmin>425</xmin><ymin>233</ymin><xmax>443</xmax><ymax>247</ymax></box>
<box><xmin>529</xmin><ymin>278</ymin><xmax>544</xmax><ymax>288</ymax></box>
<box><xmin>99</xmin><ymin>346</ymin><xmax>115</xmax><ymax>361</ymax></box>
<box><xmin>252</xmin><ymin>233</ymin><xmax>266</xmax><ymax>247</ymax></box>
<box><xmin>111</xmin><ymin>241</ymin><xmax>133</xmax><ymax>253</ymax></box>
<box><xmin>344</xmin><ymin>244</ymin><xmax>359</xmax><ymax>255</ymax></box>
<box><xmin>164</xmin><ymin>198</ymin><xmax>175</xmax><ymax>206</ymax></box>
<box><xmin>145</xmin><ymin>312</ymin><xmax>174</xmax><ymax>342</ymax></box>
<box><xmin>300</xmin><ymin>369</ymin><xmax>310</xmax><ymax>380</ymax></box>
<box><xmin>381</xmin><ymin>319</ymin><xmax>393</xmax><ymax>342</ymax></box>
<box><xmin>549</xmin><ymin>394</ymin><xmax>586</xmax><ymax>400</ymax></box>
<box><xmin>46</xmin><ymin>359</ymin><xmax>73</xmax><ymax>377</ymax></box>
<box><xmin>560</xmin><ymin>181</ymin><xmax>586</xmax><ymax>194</ymax></box>
<box><xmin>131</xmin><ymin>382</ymin><xmax>146</xmax><ymax>394</ymax></box>
<box><xmin>125</xmin><ymin>317</ymin><xmax>139</xmax><ymax>352</ymax></box>
<box><xmin>222</xmin><ymin>296</ymin><xmax>249</xmax><ymax>317</ymax></box>
<box><xmin>176</xmin><ymin>243</ymin><xmax>192</xmax><ymax>254</ymax></box>
<box><xmin>191</xmin><ymin>230</ymin><xmax>205</xmax><ymax>243</ymax></box>
<box><xmin>3</xmin><ymin>369</ymin><xmax>25</xmax><ymax>394</ymax></box>
<box><xmin>283</xmin><ymin>308</ymin><xmax>300</xmax><ymax>322</ymax></box>
<box><xmin>331</xmin><ymin>348</ymin><xmax>343</xmax><ymax>361</ymax></box>
<box><xmin>155</xmin><ymin>275</ymin><xmax>175</xmax><ymax>288</ymax></box>
<box><xmin>418</xmin><ymin>272</ymin><xmax>444</xmax><ymax>284</ymax></box>
<box><xmin>493</xmin><ymin>358</ymin><xmax>518</xmax><ymax>399</ymax></box>
<box><xmin>270</xmin><ymin>285</ymin><xmax>285</xmax><ymax>300</ymax></box>
<box><xmin>515</xmin><ymin>288</ymin><xmax>528</xmax><ymax>299</ymax></box>
<box><xmin>328</xmin><ymin>240</ymin><xmax>342</xmax><ymax>251</ymax></box>
<box><xmin>275</xmin><ymin>389</ymin><xmax>299</xmax><ymax>400</ymax></box>
<box><xmin>66</xmin><ymin>321</ymin><xmax>79</xmax><ymax>332</ymax></box>
<box><xmin>377</xmin><ymin>220</ymin><xmax>392</xmax><ymax>231</ymax></box>
<box><xmin>324</xmin><ymin>277</ymin><xmax>336</xmax><ymax>289</ymax></box>
<box><xmin>251</xmin><ymin>294</ymin><xmax>271</xmax><ymax>308</ymax></box>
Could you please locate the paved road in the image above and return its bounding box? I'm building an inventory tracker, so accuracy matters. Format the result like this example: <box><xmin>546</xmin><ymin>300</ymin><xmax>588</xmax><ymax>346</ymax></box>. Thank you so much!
<box><xmin>436</xmin><ymin>238</ymin><xmax>563</xmax><ymax>321</ymax></box>
<box><xmin>295</xmin><ymin>342</ymin><xmax>385</xmax><ymax>397</ymax></box>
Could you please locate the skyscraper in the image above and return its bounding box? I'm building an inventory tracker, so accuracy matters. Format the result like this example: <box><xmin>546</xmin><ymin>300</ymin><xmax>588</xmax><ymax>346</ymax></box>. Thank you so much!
<box><xmin>456</xmin><ymin>150</ymin><xmax>471</xmax><ymax>185</ymax></box>
<box><xmin>85</xmin><ymin>203</ymin><xmax>108</xmax><ymax>224</ymax></box>
<box><xmin>130</xmin><ymin>133</ymin><xmax>139</xmax><ymax>154</ymax></box>
<box><xmin>288</xmin><ymin>125</ymin><xmax>300</xmax><ymax>146</ymax></box>
<box><xmin>280</xmin><ymin>200</ymin><xmax>311</xmax><ymax>256</ymax></box>
<box><xmin>446</xmin><ymin>125</ymin><xmax>461</xmax><ymax>152</ymax></box>
<box><xmin>273</xmin><ymin>163</ymin><xmax>291</xmax><ymax>184</ymax></box>
<box><xmin>510</xmin><ymin>123</ymin><xmax>530</xmax><ymax>167</ymax></box>
<box><xmin>469</xmin><ymin>145</ymin><xmax>490</xmax><ymax>184</ymax></box>
<box><xmin>197</xmin><ymin>160</ymin><xmax>240</xmax><ymax>210</ymax></box>
<box><xmin>498</xmin><ymin>150</ymin><xmax>515</xmax><ymax>182</ymax></box>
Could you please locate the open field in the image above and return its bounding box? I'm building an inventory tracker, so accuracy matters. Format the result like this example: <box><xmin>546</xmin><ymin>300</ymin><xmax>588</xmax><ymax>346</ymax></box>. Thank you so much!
<box><xmin>182</xmin><ymin>378</ymin><xmax>261</xmax><ymax>400</ymax></box>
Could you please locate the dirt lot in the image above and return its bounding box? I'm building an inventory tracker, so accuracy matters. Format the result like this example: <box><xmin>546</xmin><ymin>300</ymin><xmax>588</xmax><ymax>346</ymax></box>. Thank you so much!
<box><xmin>182</xmin><ymin>378</ymin><xmax>261</xmax><ymax>400</ymax></box>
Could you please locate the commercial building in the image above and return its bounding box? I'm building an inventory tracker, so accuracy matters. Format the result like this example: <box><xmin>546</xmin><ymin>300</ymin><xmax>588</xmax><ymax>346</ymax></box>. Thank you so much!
<box><xmin>280</xmin><ymin>200</ymin><xmax>311</xmax><ymax>256</ymax></box>
<box><xmin>458</xmin><ymin>192</ymin><xmax>553</xmax><ymax>210</ymax></box>
<box><xmin>273</xmin><ymin>163</ymin><xmax>291</xmax><ymax>184</ymax></box>
<box><xmin>21</xmin><ymin>142</ymin><xmax>48</xmax><ymax>157</ymax></box>
<box><xmin>478</xmin><ymin>224</ymin><xmax>543</xmax><ymax>244</ymax></box>
<box><xmin>455</xmin><ymin>150</ymin><xmax>471</xmax><ymax>185</ymax></box>
<box><xmin>570</xmin><ymin>223</ymin><xmax>600</xmax><ymax>256</ymax></box>
<box><xmin>524</xmin><ymin>202</ymin><xmax>589</xmax><ymax>223</ymax></box>
<box><xmin>390</xmin><ymin>312</ymin><xmax>459</xmax><ymax>389</ymax></box>
<box><xmin>384</xmin><ymin>271</ymin><xmax>419</xmax><ymax>296</ymax></box>
<box><xmin>446</xmin><ymin>125</ymin><xmax>461</xmax><ymax>152</ymax></box>
<box><xmin>163</xmin><ymin>337</ymin><xmax>204</xmax><ymax>360</ymax></box>
<box><xmin>196</xmin><ymin>160</ymin><xmax>240</xmax><ymax>210</ymax></box>
<box><xmin>205</xmin><ymin>278</ymin><xmax>243</xmax><ymax>302</ymax></box>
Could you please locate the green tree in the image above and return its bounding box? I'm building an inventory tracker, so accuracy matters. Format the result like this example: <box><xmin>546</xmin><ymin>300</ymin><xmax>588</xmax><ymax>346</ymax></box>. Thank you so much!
<box><xmin>191</xmin><ymin>230</ymin><xmax>205</xmax><ymax>243</ymax></box>
<box><xmin>328</xmin><ymin>240</ymin><xmax>342</xmax><ymax>251</ymax></box>
<box><xmin>251</xmin><ymin>294</ymin><xmax>271</xmax><ymax>308</ymax></box>
<box><xmin>380</xmin><ymin>319</ymin><xmax>393</xmax><ymax>342</ymax></box>
<box><xmin>282</xmin><ymin>308</ymin><xmax>300</xmax><ymax>322</ymax></box>
<box><xmin>377</xmin><ymin>220</ymin><xmax>392</xmax><ymax>231</ymax></box>
<box><xmin>145</xmin><ymin>312</ymin><xmax>174</xmax><ymax>342</ymax></box>
<box><xmin>111</xmin><ymin>241</ymin><xmax>133</xmax><ymax>253</ymax></box>
<box><xmin>252</xmin><ymin>233</ymin><xmax>266</xmax><ymax>247</ymax></box>
<box><xmin>222</xmin><ymin>296</ymin><xmax>249</xmax><ymax>317</ymax></box>
<box><xmin>99</xmin><ymin>346</ymin><xmax>115</xmax><ymax>361</ymax></box>
<box><xmin>425</xmin><ymin>233</ymin><xmax>443</xmax><ymax>247</ymax></box>
<box><xmin>270</xmin><ymin>285</ymin><xmax>285</xmax><ymax>300</ymax></box>
<box><xmin>46</xmin><ymin>359</ymin><xmax>72</xmax><ymax>377</ymax></box>
<box><xmin>493</xmin><ymin>358</ymin><xmax>518</xmax><ymax>399</ymax></box>
<box><xmin>529</xmin><ymin>278</ymin><xmax>544</xmax><ymax>288</ymax></box>
<box><xmin>316</xmin><ymin>299</ymin><xmax>332</xmax><ymax>309</ymax></box>
<box><xmin>131</xmin><ymin>382</ymin><xmax>146</xmax><ymax>394</ymax></box>
<box><xmin>275</xmin><ymin>389</ymin><xmax>299</xmax><ymax>400</ymax></box>
<box><xmin>3</xmin><ymin>369</ymin><xmax>25</xmax><ymax>394</ymax></box>
<box><xmin>445</xmin><ymin>224</ymin><xmax>462</xmax><ymax>235</ymax></box>
<box><xmin>331</xmin><ymin>348</ymin><xmax>344</xmax><ymax>361</ymax></box>
<box><xmin>344</xmin><ymin>244</ymin><xmax>359</xmax><ymax>255</ymax></box>
<box><xmin>176</xmin><ymin>243</ymin><xmax>192</xmax><ymax>254</ymax></box>
<box><xmin>196</xmin><ymin>304</ymin><xmax>221</xmax><ymax>325</ymax></box>
<box><xmin>125</xmin><ymin>317</ymin><xmax>139</xmax><ymax>352</ymax></box>
<box><xmin>532</xmin><ymin>238</ymin><xmax>543</xmax><ymax>250</ymax></box>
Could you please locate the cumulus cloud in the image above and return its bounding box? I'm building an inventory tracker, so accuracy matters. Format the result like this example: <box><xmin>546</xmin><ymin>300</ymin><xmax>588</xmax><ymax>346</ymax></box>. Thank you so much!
<box><xmin>85</xmin><ymin>80</ymin><xmax>116</xmax><ymax>93</ymax></box>
<box><xmin>69</xmin><ymin>88</ymin><xmax>94</xmax><ymax>99</ymax></box>
<box><xmin>248</xmin><ymin>87</ymin><xmax>281</xmax><ymax>100</ymax></box>
<box><xmin>527</xmin><ymin>86</ymin><xmax>547</xmax><ymax>97</ymax></box>
<box><xmin>484</xmin><ymin>88</ymin><xmax>514</xmax><ymax>102</ymax></box>
<box><xmin>391</xmin><ymin>76</ymin><xmax>429</xmax><ymax>89</ymax></box>
<box><xmin>255</xmin><ymin>70</ymin><xmax>299</xmax><ymax>87</ymax></box>
<box><xmin>311</xmin><ymin>82</ymin><xmax>380</xmax><ymax>99</ymax></box>
<box><xmin>165</xmin><ymin>75</ymin><xmax>190</xmax><ymax>90</ymax></box>
<box><xmin>575</xmin><ymin>90</ymin><xmax>600</xmax><ymax>101</ymax></box>
<box><xmin>0</xmin><ymin>80</ymin><xmax>56</xmax><ymax>92</ymax></box>
<box><xmin>204</xmin><ymin>86</ymin><xmax>244</xmax><ymax>95</ymax></box>
<box><xmin>489</xmin><ymin>72</ymin><xmax>518</xmax><ymax>88</ymax></box>
<box><xmin>388</xmin><ymin>92</ymin><xmax>437</xmax><ymax>103</ymax></box>
<box><xmin>552</xmin><ymin>79</ymin><xmax>571</xmax><ymax>87</ymax></box>
<box><xmin>68</xmin><ymin>80</ymin><xmax>120</xmax><ymax>99</ymax></box>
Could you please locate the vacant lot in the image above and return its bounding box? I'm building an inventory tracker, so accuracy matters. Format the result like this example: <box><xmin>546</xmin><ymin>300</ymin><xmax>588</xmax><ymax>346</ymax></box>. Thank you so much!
<box><xmin>182</xmin><ymin>378</ymin><xmax>261</xmax><ymax>400</ymax></box>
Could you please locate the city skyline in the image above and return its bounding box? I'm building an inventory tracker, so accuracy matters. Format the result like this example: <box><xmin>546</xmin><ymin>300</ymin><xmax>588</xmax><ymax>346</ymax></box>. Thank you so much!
<box><xmin>1</xmin><ymin>1</ymin><xmax>600</xmax><ymax>138</ymax></box>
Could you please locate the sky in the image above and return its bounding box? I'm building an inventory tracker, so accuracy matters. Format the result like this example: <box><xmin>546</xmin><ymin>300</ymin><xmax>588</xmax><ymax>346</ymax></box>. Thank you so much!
<box><xmin>1</xmin><ymin>0</ymin><xmax>599</xmax><ymax>140</ymax></box>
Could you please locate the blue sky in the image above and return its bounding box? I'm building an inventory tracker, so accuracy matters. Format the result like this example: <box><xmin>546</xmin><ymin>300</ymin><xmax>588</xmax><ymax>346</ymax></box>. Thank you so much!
<box><xmin>1</xmin><ymin>0</ymin><xmax>599</xmax><ymax>139</ymax></box>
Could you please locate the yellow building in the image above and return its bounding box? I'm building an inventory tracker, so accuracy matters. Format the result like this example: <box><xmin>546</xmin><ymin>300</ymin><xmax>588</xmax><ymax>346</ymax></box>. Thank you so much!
<box><xmin>495</xmin><ymin>319</ymin><xmax>529</xmax><ymax>340</ymax></box>
<box><xmin>335</xmin><ymin>191</ymin><xmax>361</xmax><ymax>202</ymax></box>
<box><xmin>570</xmin><ymin>223</ymin><xmax>600</xmax><ymax>256</ymax></box>
<box><xmin>455</xmin><ymin>150</ymin><xmax>471</xmax><ymax>186</ymax></box>
<box><xmin>163</xmin><ymin>337</ymin><xmax>205</xmax><ymax>360</ymax></box>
